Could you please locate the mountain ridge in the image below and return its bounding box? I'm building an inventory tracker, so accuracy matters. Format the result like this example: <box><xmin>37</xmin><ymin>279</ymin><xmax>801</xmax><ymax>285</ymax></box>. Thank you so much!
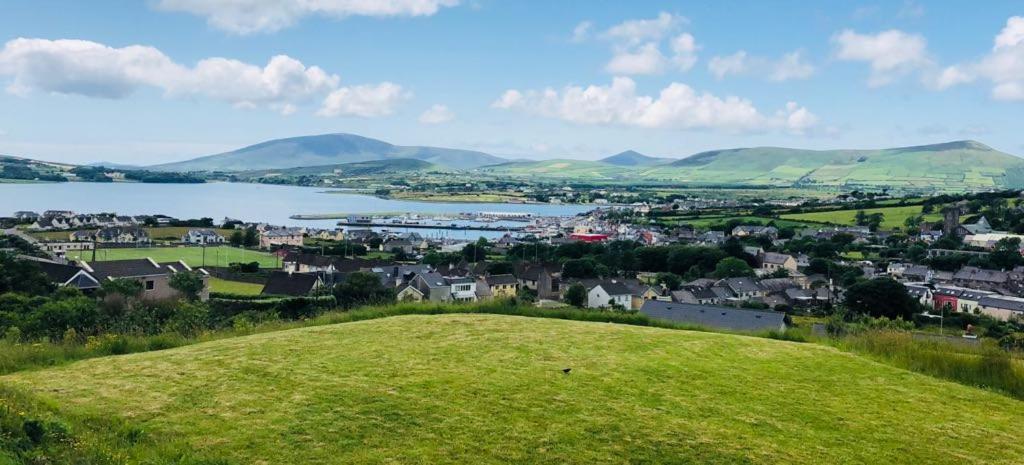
<box><xmin>149</xmin><ymin>133</ymin><xmax>508</xmax><ymax>172</ymax></box>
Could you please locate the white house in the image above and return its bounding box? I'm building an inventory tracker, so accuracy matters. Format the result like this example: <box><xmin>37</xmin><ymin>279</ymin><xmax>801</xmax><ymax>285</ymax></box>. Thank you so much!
<box><xmin>182</xmin><ymin>229</ymin><xmax>226</xmax><ymax>245</ymax></box>
<box><xmin>587</xmin><ymin>280</ymin><xmax>634</xmax><ymax>309</ymax></box>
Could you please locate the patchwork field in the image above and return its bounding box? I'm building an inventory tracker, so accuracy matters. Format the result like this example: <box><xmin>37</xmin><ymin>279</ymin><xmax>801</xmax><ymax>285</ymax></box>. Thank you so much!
<box><xmin>4</xmin><ymin>314</ymin><xmax>1023</xmax><ymax>464</ymax></box>
<box><xmin>780</xmin><ymin>205</ymin><xmax>942</xmax><ymax>230</ymax></box>
<box><xmin>65</xmin><ymin>245</ymin><xmax>280</xmax><ymax>268</ymax></box>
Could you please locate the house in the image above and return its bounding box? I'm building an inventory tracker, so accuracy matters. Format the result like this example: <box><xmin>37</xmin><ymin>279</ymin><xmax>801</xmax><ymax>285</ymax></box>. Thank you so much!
<box><xmin>760</xmin><ymin>252</ymin><xmax>798</xmax><ymax>273</ymax></box>
<box><xmin>29</xmin><ymin>217</ymin><xmax>70</xmax><ymax>231</ymax></box>
<box><xmin>69</xmin><ymin>230</ymin><xmax>95</xmax><ymax>242</ymax></box>
<box><xmin>314</xmin><ymin>229</ymin><xmax>345</xmax><ymax>241</ymax></box>
<box><xmin>516</xmin><ymin>264</ymin><xmax>560</xmax><ymax>299</ymax></box>
<box><xmin>672</xmin><ymin>285</ymin><xmax>722</xmax><ymax>305</ymax></box>
<box><xmin>977</xmin><ymin>295</ymin><xmax>1024</xmax><ymax>321</ymax></box>
<box><xmin>14</xmin><ymin>211</ymin><xmax>40</xmax><ymax>221</ymax></box>
<box><xmin>396</xmin><ymin>283</ymin><xmax>425</xmax><ymax>302</ymax></box>
<box><xmin>731</xmin><ymin>225</ymin><xmax>778</xmax><ymax>239</ymax></box>
<box><xmin>22</xmin><ymin>256</ymin><xmax>100</xmax><ymax>292</ymax></box>
<box><xmin>261</xmin><ymin>271</ymin><xmax>323</xmax><ymax>296</ymax></box>
<box><xmin>412</xmin><ymin>272</ymin><xmax>452</xmax><ymax>302</ymax></box>
<box><xmin>382</xmin><ymin>239</ymin><xmax>415</xmax><ymax>254</ymax></box>
<box><xmin>259</xmin><ymin>229</ymin><xmax>304</xmax><ymax>249</ymax></box>
<box><xmin>952</xmin><ymin>266</ymin><xmax>1009</xmax><ymax>291</ymax></box>
<box><xmin>482</xmin><ymin>274</ymin><xmax>518</xmax><ymax>299</ymax></box>
<box><xmin>640</xmin><ymin>301</ymin><xmax>786</xmax><ymax>332</ymax></box>
<box><xmin>932</xmin><ymin>286</ymin><xmax>995</xmax><ymax>313</ymax></box>
<box><xmin>40</xmin><ymin>240</ymin><xmax>93</xmax><ymax>257</ymax></box>
<box><xmin>586</xmin><ymin>280</ymin><xmax>636</xmax><ymax>309</ymax></box>
<box><xmin>718</xmin><ymin>277</ymin><xmax>765</xmax><ymax>300</ymax></box>
<box><xmin>447</xmin><ymin>277</ymin><xmax>477</xmax><ymax>301</ymax></box>
<box><xmin>905</xmin><ymin>283</ymin><xmax>933</xmax><ymax>305</ymax></box>
<box><xmin>182</xmin><ymin>229</ymin><xmax>226</xmax><ymax>245</ymax></box>
<box><xmin>282</xmin><ymin>253</ymin><xmax>337</xmax><ymax>274</ymax></box>
<box><xmin>95</xmin><ymin>227</ymin><xmax>150</xmax><ymax>244</ymax></box>
<box><xmin>83</xmin><ymin>258</ymin><xmax>209</xmax><ymax>301</ymax></box>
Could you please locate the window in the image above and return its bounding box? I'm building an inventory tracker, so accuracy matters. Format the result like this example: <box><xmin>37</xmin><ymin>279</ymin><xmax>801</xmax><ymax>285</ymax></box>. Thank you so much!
<box><xmin>145</xmin><ymin>280</ymin><xmax>155</xmax><ymax>291</ymax></box>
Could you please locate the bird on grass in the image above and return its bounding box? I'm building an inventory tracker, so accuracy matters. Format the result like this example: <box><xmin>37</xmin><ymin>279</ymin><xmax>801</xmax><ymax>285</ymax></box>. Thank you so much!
<box><xmin>561</xmin><ymin>368</ymin><xmax>572</xmax><ymax>375</ymax></box>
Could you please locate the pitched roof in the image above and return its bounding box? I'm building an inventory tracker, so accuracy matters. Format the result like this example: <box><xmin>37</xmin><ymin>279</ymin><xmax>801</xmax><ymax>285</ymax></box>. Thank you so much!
<box><xmin>261</xmin><ymin>271</ymin><xmax>320</xmax><ymax>296</ymax></box>
<box><xmin>594</xmin><ymin>280</ymin><xmax>634</xmax><ymax>296</ymax></box>
<box><xmin>762</xmin><ymin>252</ymin><xmax>794</xmax><ymax>265</ymax></box>
<box><xmin>978</xmin><ymin>295</ymin><xmax>1024</xmax><ymax>313</ymax></box>
<box><xmin>721</xmin><ymin>277</ymin><xmax>762</xmax><ymax>294</ymax></box>
<box><xmin>87</xmin><ymin>259</ymin><xmax>167</xmax><ymax>280</ymax></box>
<box><xmin>640</xmin><ymin>301</ymin><xmax>786</xmax><ymax>332</ymax></box>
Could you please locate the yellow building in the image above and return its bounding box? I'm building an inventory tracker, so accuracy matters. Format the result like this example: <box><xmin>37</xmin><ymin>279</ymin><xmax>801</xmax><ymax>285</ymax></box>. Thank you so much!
<box><xmin>484</xmin><ymin>274</ymin><xmax>519</xmax><ymax>299</ymax></box>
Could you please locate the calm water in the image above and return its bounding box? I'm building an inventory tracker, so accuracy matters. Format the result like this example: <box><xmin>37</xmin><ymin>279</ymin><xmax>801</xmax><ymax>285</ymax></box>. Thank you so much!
<box><xmin>0</xmin><ymin>182</ymin><xmax>592</xmax><ymax>239</ymax></box>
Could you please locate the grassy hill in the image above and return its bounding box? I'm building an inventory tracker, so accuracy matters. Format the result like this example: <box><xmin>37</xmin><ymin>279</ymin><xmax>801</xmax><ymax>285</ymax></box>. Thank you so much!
<box><xmin>150</xmin><ymin>133</ymin><xmax>507</xmax><ymax>172</ymax></box>
<box><xmin>233</xmin><ymin>158</ymin><xmax>438</xmax><ymax>179</ymax></box>
<box><xmin>4</xmin><ymin>314</ymin><xmax>1023</xmax><ymax>464</ymax></box>
<box><xmin>480</xmin><ymin>140</ymin><xmax>1024</xmax><ymax>192</ymax></box>
<box><xmin>599</xmin><ymin>150</ymin><xmax>673</xmax><ymax>166</ymax></box>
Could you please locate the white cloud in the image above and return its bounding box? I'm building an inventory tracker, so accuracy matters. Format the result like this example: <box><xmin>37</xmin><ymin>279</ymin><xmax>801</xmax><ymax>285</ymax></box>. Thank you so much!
<box><xmin>603</xmin><ymin>12</ymin><xmax>682</xmax><ymax>45</ymax></box>
<box><xmin>571</xmin><ymin>21</ymin><xmax>592</xmax><ymax>43</ymax></box>
<box><xmin>418</xmin><ymin>104</ymin><xmax>454</xmax><ymax>124</ymax></box>
<box><xmin>927</xmin><ymin>16</ymin><xmax>1024</xmax><ymax>101</ymax></box>
<box><xmin>597</xmin><ymin>13</ymin><xmax>698</xmax><ymax>75</ymax></box>
<box><xmin>491</xmin><ymin>89</ymin><xmax>524</xmax><ymax>109</ymax></box>
<box><xmin>491</xmin><ymin>77</ymin><xmax>817</xmax><ymax>135</ymax></box>
<box><xmin>156</xmin><ymin>0</ymin><xmax>460</xmax><ymax>34</ymax></box>
<box><xmin>708</xmin><ymin>50</ymin><xmax>814</xmax><ymax>81</ymax></box>
<box><xmin>0</xmin><ymin>38</ymin><xmax>405</xmax><ymax>116</ymax></box>
<box><xmin>669</xmin><ymin>33</ymin><xmax>699</xmax><ymax>71</ymax></box>
<box><xmin>708</xmin><ymin>51</ymin><xmax>749</xmax><ymax>79</ymax></box>
<box><xmin>318</xmin><ymin>82</ymin><xmax>409</xmax><ymax>117</ymax></box>
<box><xmin>832</xmin><ymin>29</ymin><xmax>931</xmax><ymax>86</ymax></box>
<box><xmin>605</xmin><ymin>42</ymin><xmax>666</xmax><ymax>75</ymax></box>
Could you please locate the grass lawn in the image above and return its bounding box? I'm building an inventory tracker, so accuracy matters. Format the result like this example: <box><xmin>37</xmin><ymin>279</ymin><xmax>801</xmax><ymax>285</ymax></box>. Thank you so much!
<box><xmin>4</xmin><ymin>314</ymin><xmax>1023</xmax><ymax>464</ymax></box>
<box><xmin>65</xmin><ymin>246</ymin><xmax>280</xmax><ymax>268</ymax></box>
<box><xmin>664</xmin><ymin>215</ymin><xmax>816</xmax><ymax>229</ymax></box>
<box><xmin>208</xmin><ymin>277</ymin><xmax>264</xmax><ymax>295</ymax></box>
<box><xmin>780</xmin><ymin>205</ymin><xmax>942</xmax><ymax>230</ymax></box>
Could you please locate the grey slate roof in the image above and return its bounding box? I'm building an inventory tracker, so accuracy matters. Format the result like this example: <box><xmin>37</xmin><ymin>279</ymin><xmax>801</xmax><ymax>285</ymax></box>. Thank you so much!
<box><xmin>87</xmin><ymin>259</ymin><xmax>167</xmax><ymax>280</ymax></box>
<box><xmin>721</xmin><ymin>277</ymin><xmax>763</xmax><ymax>294</ymax></box>
<box><xmin>262</xmin><ymin>271</ymin><xmax>319</xmax><ymax>296</ymax></box>
<box><xmin>485</xmin><ymin>274</ymin><xmax>518</xmax><ymax>286</ymax></box>
<box><xmin>640</xmin><ymin>300</ymin><xmax>786</xmax><ymax>332</ymax></box>
<box><xmin>978</xmin><ymin>295</ymin><xmax>1024</xmax><ymax>313</ymax></box>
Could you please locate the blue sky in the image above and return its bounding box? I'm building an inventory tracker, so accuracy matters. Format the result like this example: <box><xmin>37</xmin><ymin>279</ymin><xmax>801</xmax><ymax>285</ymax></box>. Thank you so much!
<box><xmin>1</xmin><ymin>0</ymin><xmax>1023</xmax><ymax>165</ymax></box>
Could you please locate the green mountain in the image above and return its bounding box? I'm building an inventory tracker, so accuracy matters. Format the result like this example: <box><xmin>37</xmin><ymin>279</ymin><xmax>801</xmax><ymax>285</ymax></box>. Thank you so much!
<box><xmin>600</xmin><ymin>150</ymin><xmax>673</xmax><ymax>166</ymax></box>
<box><xmin>5</xmin><ymin>313</ymin><xmax>1022</xmax><ymax>464</ymax></box>
<box><xmin>482</xmin><ymin>140</ymin><xmax>1024</xmax><ymax>191</ymax></box>
<box><xmin>233</xmin><ymin>158</ymin><xmax>437</xmax><ymax>179</ymax></box>
<box><xmin>150</xmin><ymin>133</ymin><xmax>507</xmax><ymax>172</ymax></box>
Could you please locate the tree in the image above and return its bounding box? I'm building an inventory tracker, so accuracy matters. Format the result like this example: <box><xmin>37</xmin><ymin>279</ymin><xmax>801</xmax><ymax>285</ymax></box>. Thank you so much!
<box><xmin>100</xmin><ymin>278</ymin><xmax>143</xmax><ymax>298</ymax></box>
<box><xmin>242</xmin><ymin>227</ymin><xmax>259</xmax><ymax>248</ymax></box>
<box><xmin>0</xmin><ymin>253</ymin><xmax>53</xmax><ymax>295</ymax></box>
<box><xmin>229</xmin><ymin>230</ymin><xmax>244</xmax><ymax>247</ymax></box>
<box><xmin>713</xmin><ymin>257</ymin><xmax>754</xmax><ymax>279</ymax></box>
<box><xmin>487</xmin><ymin>261</ymin><xmax>515</xmax><ymax>275</ymax></box>
<box><xmin>562</xmin><ymin>258</ymin><xmax>601</xmax><ymax>279</ymax></box>
<box><xmin>461</xmin><ymin>238</ymin><xmax>490</xmax><ymax>262</ymax></box>
<box><xmin>843</xmin><ymin>278</ymin><xmax>919</xmax><ymax>320</ymax></box>
<box><xmin>655</xmin><ymin>272</ymin><xmax>683</xmax><ymax>291</ymax></box>
<box><xmin>564</xmin><ymin>283</ymin><xmax>588</xmax><ymax>308</ymax></box>
<box><xmin>332</xmin><ymin>271</ymin><xmax>395</xmax><ymax>309</ymax></box>
<box><xmin>169</xmin><ymin>271</ymin><xmax>205</xmax><ymax>301</ymax></box>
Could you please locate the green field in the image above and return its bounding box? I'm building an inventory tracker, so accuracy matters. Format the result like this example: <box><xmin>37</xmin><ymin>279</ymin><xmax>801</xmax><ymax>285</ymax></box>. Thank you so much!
<box><xmin>208</xmin><ymin>277</ymin><xmax>265</xmax><ymax>295</ymax></box>
<box><xmin>780</xmin><ymin>205</ymin><xmax>942</xmax><ymax>230</ymax></box>
<box><xmin>4</xmin><ymin>314</ymin><xmax>1023</xmax><ymax>464</ymax></box>
<box><xmin>664</xmin><ymin>215</ymin><xmax>816</xmax><ymax>229</ymax></box>
<box><xmin>66</xmin><ymin>246</ymin><xmax>280</xmax><ymax>268</ymax></box>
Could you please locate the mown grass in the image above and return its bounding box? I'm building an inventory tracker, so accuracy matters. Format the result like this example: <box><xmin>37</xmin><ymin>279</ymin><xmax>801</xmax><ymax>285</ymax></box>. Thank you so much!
<box><xmin>65</xmin><ymin>246</ymin><xmax>280</xmax><ymax>268</ymax></box>
<box><xmin>208</xmin><ymin>277</ymin><xmax>264</xmax><ymax>295</ymax></box>
<box><xmin>4</xmin><ymin>314</ymin><xmax>1024</xmax><ymax>464</ymax></box>
<box><xmin>780</xmin><ymin>205</ymin><xmax>942</xmax><ymax>230</ymax></box>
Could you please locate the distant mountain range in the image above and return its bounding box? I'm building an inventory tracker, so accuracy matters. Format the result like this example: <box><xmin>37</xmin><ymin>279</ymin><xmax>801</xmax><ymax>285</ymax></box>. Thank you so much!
<box><xmin>4</xmin><ymin>134</ymin><xmax>1024</xmax><ymax>192</ymax></box>
<box><xmin>149</xmin><ymin>133</ymin><xmax>507</xmax><ymax>172</ymax></box>
<box><xmin>483</xmin><ymin>140</ymin><xmax>1024</xmax><ymax>190</ymax></box>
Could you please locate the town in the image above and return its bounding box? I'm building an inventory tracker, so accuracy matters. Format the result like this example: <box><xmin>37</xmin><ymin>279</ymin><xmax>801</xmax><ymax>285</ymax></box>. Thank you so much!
<box><xmin>4</xmin><ymin>189</ymin><xmax>1024</xmax><ymax>344</ymax></box>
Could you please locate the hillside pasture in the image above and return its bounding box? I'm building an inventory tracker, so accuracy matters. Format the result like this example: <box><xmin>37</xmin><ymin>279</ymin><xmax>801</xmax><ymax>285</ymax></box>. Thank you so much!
<box><xmin>4</xmin><ymin>314</ymin><xmax>1024</xmax><ymax>465</ymax></box>
<box><xmin>780</xmin><ymin>205</ymin><xmax>942</xmax><ymax>230</ymax></box>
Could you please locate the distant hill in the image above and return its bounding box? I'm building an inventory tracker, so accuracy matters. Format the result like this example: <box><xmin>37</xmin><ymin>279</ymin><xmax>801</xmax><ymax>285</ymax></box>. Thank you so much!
<box><xmin>482</xmin><ymin>140</ymin><xmax>1024</xmax><ymax>191</ymax></box>
<box><xmin>233</xmin><ymin>158</ymin><xmax>437</xmax><ymax>179</ymax></box>
<box><xmin>600</xmin><ymin>150</ymin><xmax>673</xmax><ymax>166</ymax></box>
<box><xmin>149</xmin><ymin>133</ymin><xmax>507</xmax><ymax>172</ymax></box>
